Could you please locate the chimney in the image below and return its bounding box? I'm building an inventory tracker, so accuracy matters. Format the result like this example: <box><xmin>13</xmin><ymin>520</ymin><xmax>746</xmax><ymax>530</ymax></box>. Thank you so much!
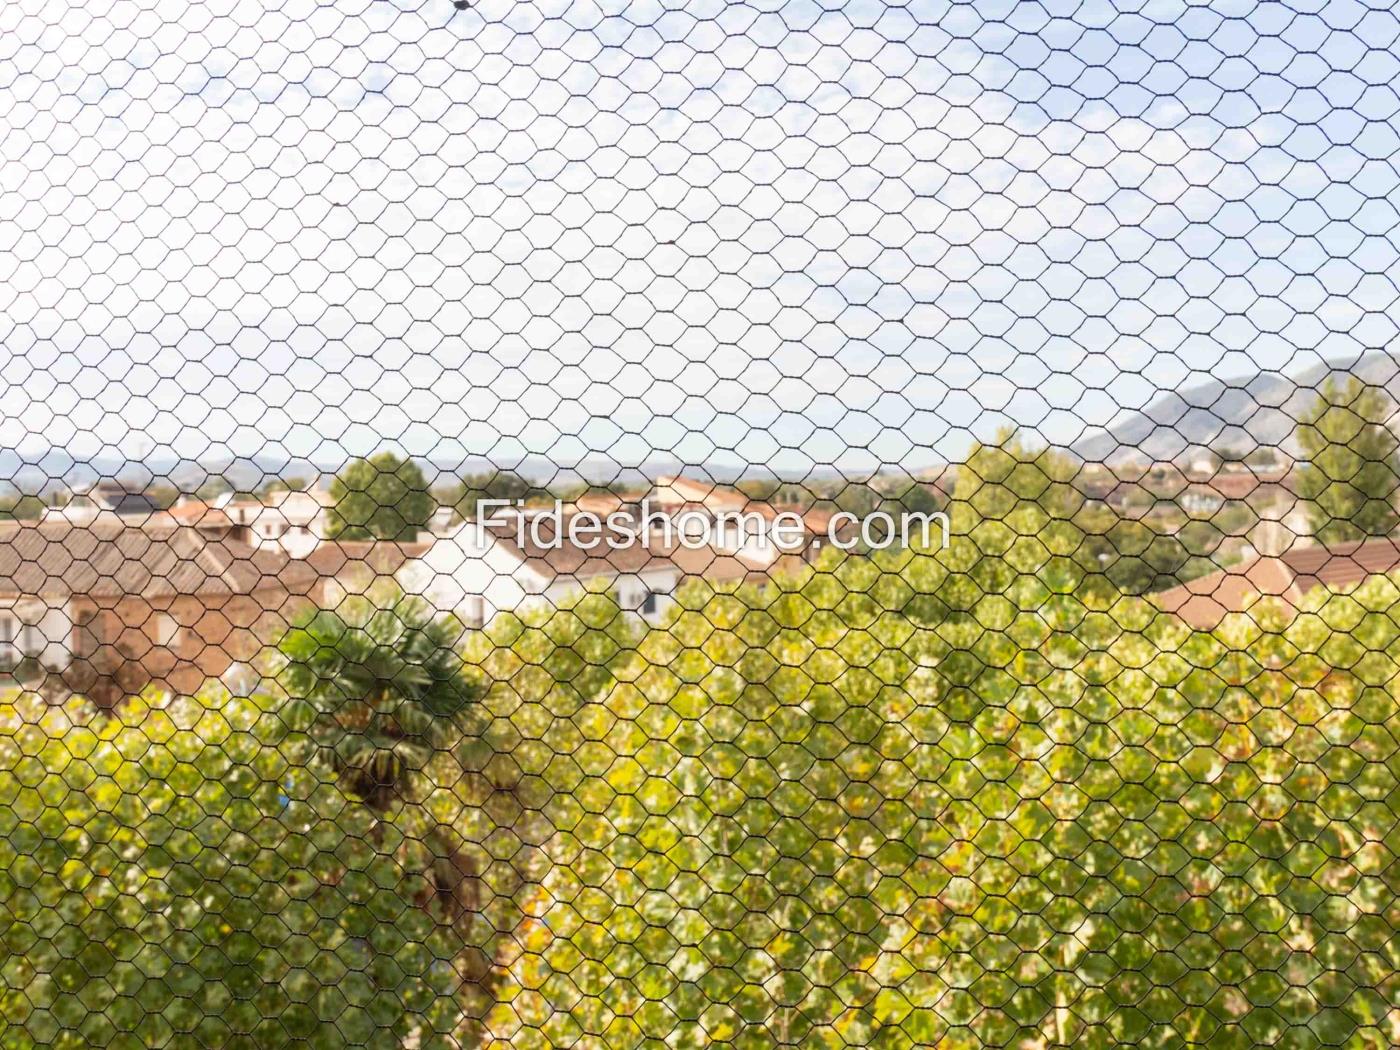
<box><xmin>1247</xmin><ymin>508</ymin><xmax>1303</xmax><ymax>558</ymax></box>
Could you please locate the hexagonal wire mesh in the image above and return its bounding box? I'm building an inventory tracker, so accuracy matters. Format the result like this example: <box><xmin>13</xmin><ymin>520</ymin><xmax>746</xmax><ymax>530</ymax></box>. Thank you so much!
<box><xmin>1</xmin><ymin>0</ymin><xmax>1400</xmax><ymax>1047</ymax></box>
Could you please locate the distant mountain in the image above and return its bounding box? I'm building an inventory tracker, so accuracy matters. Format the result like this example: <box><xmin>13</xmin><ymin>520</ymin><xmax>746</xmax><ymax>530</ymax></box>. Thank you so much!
<box><xmin>1074</xmin><ymin>351</ymin><xmax>1400</xmax><ymax>463</ymax></box>
<box><xmin>0</xmin><ymin>447</ymin><xmax>832</xmax><ymax>496</ymax></box>
<box><xmin>0</xmin><ymin>452</ymin><xmax>338</xmax><ymax>496</ymax></box>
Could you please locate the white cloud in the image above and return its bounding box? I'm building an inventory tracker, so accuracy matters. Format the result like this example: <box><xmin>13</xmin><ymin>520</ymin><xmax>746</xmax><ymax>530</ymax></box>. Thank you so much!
<box><xmin>0</xmin><ymin>0</ymin><xmax>1395</xmax><ymax>478</ymax></box>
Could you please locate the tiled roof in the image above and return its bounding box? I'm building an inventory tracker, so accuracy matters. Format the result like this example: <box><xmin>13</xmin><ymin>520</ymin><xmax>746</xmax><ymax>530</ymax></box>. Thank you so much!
<box><xmin>0</xmin><ymin>518</ymin><xmax>427</xmax><ymax>601</ymax></box>
<box><xmin>487</xmin><ymin>516</ymin><xmax>795</xmax><ymax>584</ymax></box>
<box><xmin>1155</xmin><ymin>536</ymin><xmax>1400</xmax><ymax>630</ymax></box>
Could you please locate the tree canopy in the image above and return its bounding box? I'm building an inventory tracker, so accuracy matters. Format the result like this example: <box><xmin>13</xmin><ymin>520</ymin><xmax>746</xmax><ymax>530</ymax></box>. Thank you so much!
<box><xmin>277</xmin><ymin>592</ymin><xmax>482</xmax><ymax>810</ymax></box>
<box><xmin>439</xmin><ymin>470</ymin><xmax>538</xmax><ymax>524</ymax></box>
<box><xmin>1296</xmin><ymin>376</ymin><xmax>1400</xmax><ymax>543</ymax></box>
<box><xmin>325</xmin><ymin>452</ymin><xmax>436</xmax><ymax>541</ymax></box>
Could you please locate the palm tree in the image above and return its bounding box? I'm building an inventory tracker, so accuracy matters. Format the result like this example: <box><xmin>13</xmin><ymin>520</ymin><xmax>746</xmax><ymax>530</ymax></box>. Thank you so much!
<box><xmin>277</xmin><ymin>590</ymin><xmax>482</xmax><ymax>810</ymax></box>
<box><xmin>278</xmin><ymin>591</ymin><xmax>504</xmax><ymax>1040</ymax></box>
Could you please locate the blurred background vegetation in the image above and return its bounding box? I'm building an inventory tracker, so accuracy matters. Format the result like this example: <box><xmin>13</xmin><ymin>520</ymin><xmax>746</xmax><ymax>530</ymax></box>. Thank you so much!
<box><xmin>1</xmin><ymin>433</ymin><xmax>1399</xmax><ymax>1049</ymax></box>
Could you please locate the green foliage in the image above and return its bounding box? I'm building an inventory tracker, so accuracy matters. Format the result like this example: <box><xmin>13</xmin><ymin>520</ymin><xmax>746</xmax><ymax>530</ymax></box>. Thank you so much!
<box><xmin>0</xmin><ymin>492</ymin><xmax>48</xmax><ymax>522</ymax></box>
<box><xmin>277</xmin><ymin>592</ymin><xmax>482</xmax><ymax>810</ymax></box>
<box><xmin>879</xmin><ymin>478</ymin><xmax>941</xmax><ymax>518</ymax></box>
<box><xmin>952</xmin><ymin>430</ymin><xmax>1085</xmax><ymax>527</ymax></box>
<box><xmin>1297</xmin><ymin>377</ymin><xmax>1400</xmax><ymax>543</ymax></box>
<box><xmin>260</xmin><ymin>476</ymin><xmax>311</xmax><ymax>498</ymax></box>
<box><xmin>326</xmin><ymin>452</ymin><xmax>436</xmax><ymax>541</ymax></box>
<box><xmin>195</xmin><ymin>477</ymin><xmax>234</xmax><ymax>502</ymax></box>
<box><xmin>944</xmin><ymin>431</ymin><xmax>1253</xmax><ymax>597</ymax></box>
<box><xmin>0</xmin><ymin>690</ymin><xmax>465</xmax><ymax>1049</ymax></box>
<box><xmin>469</xmin><ymin>527</ymin><xmax>1400</xmax><ymax>1050</ymax></box>
<box><xmin>440</xmin><ymin>471</ymin><xmax>539</xmax><ymax>524</ymax></box>
<box><xmin>1095</xmin><ymin>512</ymin><xmax>1246</xmax><ymax>595</ymax></box>
<box><xmin>7</xmin><ymin>455</ymin><xmax>1400</xmax><ymax>1049</ymax></box>
<box><xmin>144</xmin><ymin>485</ymin><xmax>180</xmax><ymax>509</ymax></box>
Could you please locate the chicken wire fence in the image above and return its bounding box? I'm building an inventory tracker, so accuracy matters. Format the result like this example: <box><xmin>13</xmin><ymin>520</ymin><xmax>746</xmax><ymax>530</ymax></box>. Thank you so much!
<box><xmin>1</xmin><ymin>0</ymin><xmax>1399</xmax><ymax>1047</ymax></box>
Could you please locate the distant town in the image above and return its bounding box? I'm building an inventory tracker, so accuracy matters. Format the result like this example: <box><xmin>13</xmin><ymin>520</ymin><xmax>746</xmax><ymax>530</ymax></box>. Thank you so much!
<box><xmin>0</xmin><ymin>464</ymin><xmax>890</xmax><ymax>705</ymax></box>
<box><xmin>0</xmin><ymin>406</ymin><xmax>1395</xmax><ymax>708</ymax></box>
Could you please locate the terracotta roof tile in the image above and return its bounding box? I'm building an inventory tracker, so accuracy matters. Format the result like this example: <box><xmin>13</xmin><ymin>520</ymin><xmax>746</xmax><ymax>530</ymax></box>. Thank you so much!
<box><xmin>1155</xmin><ymin>536</ymin><xmax>1400</xmax><ymax>630</ymax></box>
<box><xmin>0</xmin><ymin>519</ymin><xmax>428</xmax><ymax>601</ymax></box>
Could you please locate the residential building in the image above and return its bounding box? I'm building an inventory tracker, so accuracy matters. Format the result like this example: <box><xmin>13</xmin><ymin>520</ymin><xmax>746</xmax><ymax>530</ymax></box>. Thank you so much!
<box><xmin>1</xmin><ymin>475</ymin><xmax>844</xmax><ymax>702</ymax></box>
<box><xmin>0</xmin><ymin>514</ymin><xmax>425</xmax><ymax>706</ymax></box>
<box><xmin>44</xmin><ymin>481</ymin><xmax>165</xmax><ymax>524</ymax></box>
<box><xmin>1080</xmin><ymin>461</ymin><xmax>1300</xmax><ymax>523</ymax></box>
<box><xmin>399</xmin><ymin>517</ymin><xmax>810</xmax><ymax>627</ymax></box>
<box><xmin>398</xmin><ymin>476</ymin><xmax>827</xmax><ymax>626</ymax></box>
<box><xmin>213</xmin><ymin>488</ymin><xmax>335</xmax><ymax>556</ymax></box>
<box><xmin>1154</xmin><ymin>534</ymin><xmax>1400</xmax><ymax>630</ymax></box>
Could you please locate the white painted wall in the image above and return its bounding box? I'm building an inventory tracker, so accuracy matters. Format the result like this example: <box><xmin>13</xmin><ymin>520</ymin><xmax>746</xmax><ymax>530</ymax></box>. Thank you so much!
<box><xmin>0</xmin><ymin>599</ymin><xmax>74</xmax><ymax>670</ymax></box>
<box><xmin>397</xmin><ymin>522</ymin><xmax>546</xmax><ymax>625</ymax></box>
<box><xmin>398</xmin><ymin>523</ymin><xmax>686</xmax><ymax>625</ymax></box>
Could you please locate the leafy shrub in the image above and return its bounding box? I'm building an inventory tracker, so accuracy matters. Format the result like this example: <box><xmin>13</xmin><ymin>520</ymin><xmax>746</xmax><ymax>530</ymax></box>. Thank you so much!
<box><xmin>0</xmin><ymin>689</ymin><xmax>465</xmax><ymax>1049</ymax></box>
<box><xmin>4</xmin><ymin>539</ymin><xmax>1400</xmax><ymax>1049</ymax></box>
<box><xmin>474</xmin><ymin>555</ymin><xmax>1400</xmax><ymax>1050</ymax></box>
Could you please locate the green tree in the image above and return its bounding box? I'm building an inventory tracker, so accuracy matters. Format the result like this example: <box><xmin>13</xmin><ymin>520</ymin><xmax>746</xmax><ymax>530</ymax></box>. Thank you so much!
<box><xmin>440</xmin><ymin>469</ymin><xmax>535</xmax><ymax>524</ymax></box>
<box><xmin>277</xmin><ymin>591</ymin><xmax>518</xmax><ymax>1037</ymax></box>
<box><xmin>951</xmin><ymin>428</ymin><xmax>1084</xmax><ymax>527</ymax></box>
<box><xmin>260</xmin><ymin>475</ymin><xmax>310</xmax><ymax>498</ymax></box>
<box><xmin>326</xmin><ymin>452</ymin><xmax>435</xmax><ymax>541</ymax></box>
<box><xmin>195</xmin><ymin>476</ymin><xmax>234</xmax><ymax>502</ymax></box>
<box><xmin>277</xmin><ymin>591</ymin><xmax>482</xmax><ymax>810</ymax></box>
<box><xmin>145</xmin><ymin>483</ymin><xmax>180</xmax><ymax>509</ymax></box>
<box><xmin>937</xmin><ymin>429</ymin><xmax>1108</xmax><ymax>604</ymax></box>
<box><xmin>879</xmin><ymin>476</ymin><xmax>942</xmax><ymax>519</ymax></box>
<box><xmin>0</xmin><ymin>491</ymin><xmax>46</xmax><ymax>521</ymax></box>
<box><xmin>1297</xmin><ymin>376</ymin><xmax>1400</xmax><ymax>543</ymax></box>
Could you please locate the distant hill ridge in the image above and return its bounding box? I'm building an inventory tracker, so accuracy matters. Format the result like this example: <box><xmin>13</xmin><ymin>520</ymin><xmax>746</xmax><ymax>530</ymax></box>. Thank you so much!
<box><xmin>1074</xmin><ymin>350</ymin><xmax>1400</xmax><ymax>463</ymax></box>
<box><xmin>9</xmin><ymin>352</ymin><xmax>1400</xmax><ymax>488</ymax></box>
<box><xmin>0</xmin><ymin>449</ymin><xmax>853</xmax><ymax>497</ymax></box>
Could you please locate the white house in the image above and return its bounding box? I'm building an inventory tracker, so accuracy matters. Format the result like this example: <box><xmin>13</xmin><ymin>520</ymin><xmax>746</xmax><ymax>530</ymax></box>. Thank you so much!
<box><xmin>397</xmin><ymin>520</ymin><xmax>544</xmax><ymax>626</ymax></box>
<box><xmin>215</xmin><ymin>488</ymin><xmax>335</xmax><ymax>558</ymax></box>
<box><xmin>45</xmin><ymin>481</ymin><xmax>165</xmax><ymax>525</ymax></box>
<box><xmin>398</xmin><ymin>507</ymin><xmax>806</xmax><ymax>627</ymax></box>
<box><xmin>0</xmin><ymin>597</ymin><xmax>75</xmax><ymax>672</ymax></box>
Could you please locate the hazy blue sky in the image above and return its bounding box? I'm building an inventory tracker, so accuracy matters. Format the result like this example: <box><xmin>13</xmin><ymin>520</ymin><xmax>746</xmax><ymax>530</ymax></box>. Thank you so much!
<box><xmin>0</xmin><ymin>0</ymin><xmax>1397</xmax><ymax>481</ymax></box>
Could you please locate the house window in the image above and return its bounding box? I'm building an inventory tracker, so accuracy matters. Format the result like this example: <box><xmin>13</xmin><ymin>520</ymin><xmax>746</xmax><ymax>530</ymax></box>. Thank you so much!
<box><xmin>641</xmin><ymin>591</ymin><xmax>658</xmax><ymax>616</ymax></box>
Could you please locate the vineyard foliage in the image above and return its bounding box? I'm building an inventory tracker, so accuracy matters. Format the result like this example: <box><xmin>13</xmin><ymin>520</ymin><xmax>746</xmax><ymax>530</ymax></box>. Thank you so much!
<box><xmin>0</xmin><ymin>691</ymin><xmax>466</xmax><ymax>1049</ymax></box>
<box><xmin>2</xmin><ymin>505</ymin><xmax>1400</xmax><ymax>1048</ymax></box>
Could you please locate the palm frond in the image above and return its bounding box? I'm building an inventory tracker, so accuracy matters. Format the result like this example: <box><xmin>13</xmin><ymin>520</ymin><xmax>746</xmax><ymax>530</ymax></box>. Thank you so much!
<box><xmin>277</xmin><ymin>590</ymin><xmax>484</xmax><ymax>808</ymax></box>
